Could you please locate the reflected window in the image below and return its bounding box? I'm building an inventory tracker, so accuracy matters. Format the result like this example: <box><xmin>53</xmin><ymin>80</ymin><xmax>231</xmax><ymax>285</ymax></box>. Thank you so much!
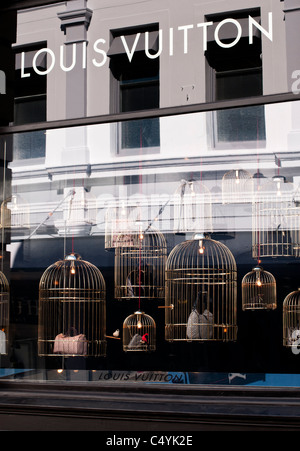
<box><xmin>206</xmin><ymin>9</ymin><xmax>266</xmax><ymax>147</ymax></box>
<box><xmin>109</xmin><ymin>25</ymin><xmax>160</xmax><ymax>155</ymax></box>
<box><xmin>13</xmin><ymin>44</ymin><xmax>47</xmax><ymax>161</ymax></box>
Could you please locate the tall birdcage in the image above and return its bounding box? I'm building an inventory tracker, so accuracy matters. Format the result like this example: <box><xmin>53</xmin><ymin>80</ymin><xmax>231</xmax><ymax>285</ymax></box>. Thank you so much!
<box><xmin>283</xmin><ymin>289</ymin><xmax>300</xmax><ymax>348</ymax></box>
<box><xmin>38</xmin><ymin>253</ymin><xmax>106</xmax><ymax>357</ymax></box>
<box><xmin>123</xmin><ymin>310</ymin><xmax>156</xmax><ymax>352</ymax></box>
<box><xmin>252</xmin><ymin>176</ymin><xmax>300</xmax><ymax>258</ymax></box>
<box><xmin>165</xmin><ymin>234</ymin><xmax>238</xmax><ymax>342</ymax></box>
<box><xmin>173</xmin><ymin>179</ymin><xmax>213</xmax><ymax>234</ymax></box>
<box><xmin>0</xmin><ymin>271</ymin><xmax>9</xmax><ymax>355</ymax></box>
<box><xmin>242</xmin><ymin>266</ymin><xmax>277</xmax><ymax>311</ymax></box>
<box><xmin>115</xmin><ymin>226</ymin><xmax>167</xmax><ymax>301</ymax></box>
<box><xmin>222</xmin><ymin>169</ymin><xmax>254</xmax><ymax>204</ymax></box>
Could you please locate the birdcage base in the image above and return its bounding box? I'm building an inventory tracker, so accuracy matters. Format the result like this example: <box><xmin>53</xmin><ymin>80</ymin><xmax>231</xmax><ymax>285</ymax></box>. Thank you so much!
<box><xmin>38</xmin><ymin>340</ymin><xmax>107</xmax><ymax>358</ymax></box>
<box><xmin>243</xmin><ymin>303</ymin><xmax>277</xmax><ymax>311</ymax></box>
<box><xmin>165</xmin><ymin>324</ymin><xmax>238</xmax><ymax>342</ymax></box>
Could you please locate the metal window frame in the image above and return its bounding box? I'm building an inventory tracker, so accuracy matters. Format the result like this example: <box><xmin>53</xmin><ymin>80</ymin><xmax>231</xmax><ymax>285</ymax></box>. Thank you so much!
<box><xmin>0</xmin><ymin>91</ymin><xmax>299</xmax><ymax>136</ymax></box>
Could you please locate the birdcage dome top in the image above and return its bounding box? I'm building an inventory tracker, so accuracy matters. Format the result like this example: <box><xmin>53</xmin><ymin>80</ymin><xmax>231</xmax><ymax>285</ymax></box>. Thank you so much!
<box><xmin>115</xmin><ymin>226</ymin><xmax>167</xmax><ymax>249</ymax></box>
<box><xmin>242</xmin><ymin>265</ymin><xmax>276</xmax><ymax>282</ymax></box>
<box><xmin>222</xmin><ymin>169</ymin><xmax>253</xmax><ymax>180</ymax></box>
<box><xmin>284</xmin><ymin>289</ymin><xmax>300</xmax><ymax>305</ymax></box>
<box><xmin>39</xmin><ymin>253</ymin><xmax>105</xmax><ymax>292</ymax></box>
<box><xmin>166</xmin><ymin>235</ymin><xmax>236</xmax><ymax>271</ymax></box>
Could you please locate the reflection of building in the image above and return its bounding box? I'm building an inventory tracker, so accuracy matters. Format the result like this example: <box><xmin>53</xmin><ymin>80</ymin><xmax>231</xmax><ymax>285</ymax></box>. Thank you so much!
<box><xmin>2</xmin><ymin>0</ymin><xmax>300</xmax><ymax>431</ymax></box>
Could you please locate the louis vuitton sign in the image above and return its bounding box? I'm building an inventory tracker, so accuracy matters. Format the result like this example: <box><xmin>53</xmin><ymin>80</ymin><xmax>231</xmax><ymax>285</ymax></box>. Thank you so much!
<box><xmin>19</xmin><ymin>13</ymin><xmax>273</xmax><ymax>78</ymax></box>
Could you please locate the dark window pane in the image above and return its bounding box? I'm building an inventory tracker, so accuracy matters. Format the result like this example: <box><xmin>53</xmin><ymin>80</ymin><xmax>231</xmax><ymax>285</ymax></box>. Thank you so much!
<box><xmin>13</xmin><ymin>96</ymin><xmax>46</xmax><ymax>160</ymax></box>
<box><xmin>121</xmin><ymin>80</ymin><xmax>159</xmax><ymax>112</ymax></box>
<box><xmin>217</xmin><ymin>105</ymin><xmax>266</xmax><ymax>143</ymax></box>
<box><xmin>14</xmin><ymin>130</ymin><xmax>46</xmax><ymax>160</ymax></box>
<box><xmin>216</xmin><ymin>69</ymin><xmax>263</xmax><ymax>101</ymax></box>
<box><xmin>121</xmin><ymin>118</ymin><xmax>160</xmax><ymax>149</ymax></box>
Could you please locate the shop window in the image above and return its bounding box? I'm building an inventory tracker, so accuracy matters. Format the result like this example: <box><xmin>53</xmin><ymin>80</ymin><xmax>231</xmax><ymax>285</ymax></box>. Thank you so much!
<box><xmin>205</xmin><ymin>10</ymin><xmax>266</xmax><ymax>148</ymax></box>
<box><xmin>109</xmin><ymin>25</ymin><xmax>160</xmax><ymax>155</ymax></box>
<box><xmin>13</xmin><ymin>44</ymin><xmax>47</xmax><ymax>161</ymax></box>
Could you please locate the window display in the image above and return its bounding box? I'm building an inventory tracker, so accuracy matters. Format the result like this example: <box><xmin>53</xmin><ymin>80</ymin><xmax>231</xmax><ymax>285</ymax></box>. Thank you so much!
<box><xmin>1</xmin><ymin>99</ymin><xmax>300</xmax><ymax>387</ymax></box>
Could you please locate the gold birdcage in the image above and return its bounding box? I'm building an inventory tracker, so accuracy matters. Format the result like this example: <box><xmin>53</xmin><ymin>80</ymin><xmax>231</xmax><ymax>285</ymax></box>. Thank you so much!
<box><xmin>38</xmin><ymin>253</ymin><xmax>106</xmax><ymax>357</ymax></box>
<box><xmin>115</xmin><ymin>226</ymin><xmax>167</xmax><ymax>301</ymax></box>
<box><xmin>222</xmin><ymin>169</ymin><xmax>254</xmax><ymax>204</ymax></box>
<box><xmin>165</xmin><ymin>234</ymin><xmax>238</xmax><ymax>342</ymax></box>
<box><xmin>242</xmin><ymin>266</ymin><xmax>277</xmax><ymax>311</ymax></box>
<box><xmin>283</xmin><ymin>289</ymin><xmax>300</xmax><ymax>348</ymax></box>
<box><xmin>123</xmin><ymin>310</ymin><xmax>156</xmax><ymax>352</ymax></box>
<box><xmin>173</xmin><ymin>179</ymin><xmax>213</xmax><ymax>234</ymax></box>
<box><xmin>252</xmin><ymin>176</ymin><xmax>300</xmax><ymax>258</ymax></box>
<box><xmin>0</xmin><ymin>271</ymin><xmax>9</xmax><ymax>356</ymax></box>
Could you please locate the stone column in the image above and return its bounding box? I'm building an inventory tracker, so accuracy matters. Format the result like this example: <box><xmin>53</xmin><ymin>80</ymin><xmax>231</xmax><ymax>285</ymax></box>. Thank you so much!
<box><xmin>58</xmin><ymin>0</ymin><xmax>92</xmax><ymax>118</ymax></box>
<box><xmin>58</xmin><ymin>0</ymin><xmax>93</xmax><ymax>166</ymax></box>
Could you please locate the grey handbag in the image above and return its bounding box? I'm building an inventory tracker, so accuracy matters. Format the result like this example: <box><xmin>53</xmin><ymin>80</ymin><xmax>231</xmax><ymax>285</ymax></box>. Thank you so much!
<box><xmin>187</xmin><ymin>307</ymin><xmax>201</xmax><ymax>339</ymax></box>
<box><xmin>187</xmin><ymin>291</ymin><xmax>214</xmax><ymax>340</ymax></box>
<box><xmin>199</xmin><ymin>309</ymin><xmax>214</xmax><ymax>340</ymax></box>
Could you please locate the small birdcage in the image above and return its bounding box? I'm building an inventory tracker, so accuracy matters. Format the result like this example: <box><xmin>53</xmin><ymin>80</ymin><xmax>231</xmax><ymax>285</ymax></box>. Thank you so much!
<box><xmin>252</xmin><ymin>176</ymin><xmax>300</xmax><ymax>258</ymax></box>
<box><xmin>115</xmin><ymin>226</ymin><xmax>167</xmax><ymax>301</ymax></box>
<box><xmin>173</xmin><ymin>179</ymin><xmax>213</xmax><ymax>234</ymax></box>
<box><xmin>105</xmin><ymin>198</ymin><xmax>144</xmax><ymax>249</ymax></box>
<box><xmin>123</xmin><ymin>310</ymin><xmax>156</xmax><ymax>352</ymax></box>
<box><xmin>0</xmin><ymin>271</ymin><xmax>9</xmax><ymax>356</ymax></box>
<box><xmin>242</xmin><ymin>266</ymin><xmax>277</xmax><ymax>311</ymax></box>
<box><xmin>165</xmin><ymin>234</ymin><xmax>238</xmax><ymax>342</ymax></box>
<box><xmin>283</xmin><ymin>289</ymin><xmax>300</xmax><ymax>348</ymax></box>
<box><xmin>38</xmin><ymin>253</ymin><xmax>106</xmax><ymax>357</ymax></box>
<box><xmin>222</xmin><ymin>169</ymin><xmax>254</xmax><ymax>204</ymax></box>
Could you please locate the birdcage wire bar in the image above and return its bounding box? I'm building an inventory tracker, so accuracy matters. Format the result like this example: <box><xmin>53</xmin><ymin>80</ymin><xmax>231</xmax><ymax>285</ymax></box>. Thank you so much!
<box><xmin>115</xmin><ymin>226</ymin><xmax>167</xmax><ymax>301</ymax></box>
<box><xmin>165</xmin><ymin>235</ymin><xmax>238</xmax><ymax>342</ymax></box>
<box><xmin>38</xmin><ymin>253</ymin><xmax>106</xmax><ymax>357</ymax></box>
<box><xmin>252</xmin><ymin>176</ymin><xmax>300</xmax><ymax>258</ymax></box>
<box><xmin>222</xmin><ymin>169</ymin><xmax>254</xmax><ymax>204</ymax></box>
<box><xmin>242</xmin><ymin>266</ymin><xmax>277</xmax><ymax>311</ymax></box>
<box><xmin>123</xmin><ymin>310</ymin><xmax>156</xmax><ymax>352</ymax></box>
<box><xmin>283</xmin><ymin>289</ymin><xmax>300</xmax><ymax>348</ymax></box>
<box><xmin>0</xmin><ymin>271</ymin><xmax>9</xmax><ymax>355</ymax></box>
<box><xmin>173</xmin><ymin>179</ymin><xmax>213</xmax><ymax>234</ymax></box>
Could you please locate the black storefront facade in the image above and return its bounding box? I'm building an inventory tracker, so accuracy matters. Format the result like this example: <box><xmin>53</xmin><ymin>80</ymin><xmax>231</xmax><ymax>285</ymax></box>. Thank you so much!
<box><xmin>1</xmin><ymin>0</ymin><xmax>300</xmax><ymax>432</ymax></box>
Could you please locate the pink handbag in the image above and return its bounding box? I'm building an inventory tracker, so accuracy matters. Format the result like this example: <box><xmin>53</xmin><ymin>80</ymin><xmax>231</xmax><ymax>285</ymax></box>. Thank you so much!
<box><xmin>54</xmin><ymin>331</ymin><xmax>88</xmax><ymax>356</ymax></box>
